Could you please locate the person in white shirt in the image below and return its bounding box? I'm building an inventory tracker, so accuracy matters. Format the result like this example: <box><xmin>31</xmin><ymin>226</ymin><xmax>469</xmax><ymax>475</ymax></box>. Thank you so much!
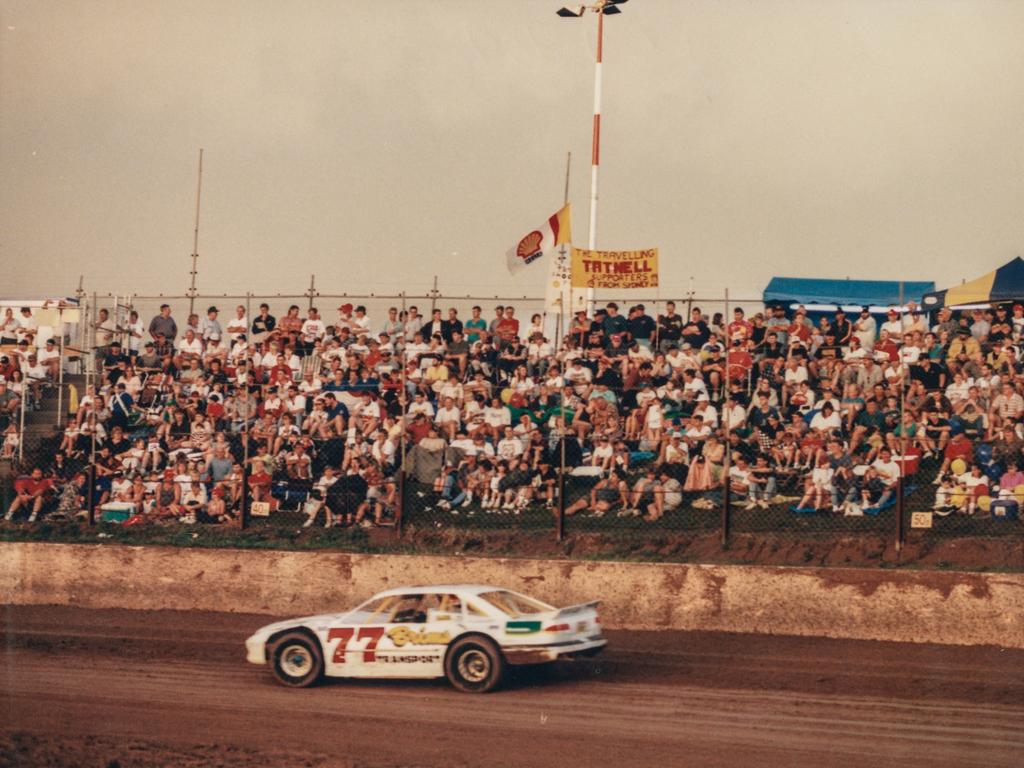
<box><xmin>402</xmin><ymin>307</ymin><xmax>424</xmax><ymax>343</ymax></box>
<box><xmin>225</xmin><ymin>305</ymin><xmax>248</xmax><ymax>343</ymax></box>
<box><xmin>351</xmin><ymin>306</ymin><xmax>372</xmax><ymax>336</ymax></box>
<box><xmin>353</xmin><ymin>393</ymin><xmax>382</xmax><ymax>436</ymax></box>
<box><xmin>125</xmin><ymin>311</ymin><xmax>145</xmax><ymax>357</ymax></box>
<box><xmin>693</xmin><ymin>396</ymin><xmax>719</xmax><ymax>428</ymax></box>
<box><xmin>303</xmin><ymin>465</ymin><xmax>339</xmax><ymax>528</ymax></box>
<box><xmin>497</xmin><ymin>427</ymin><xmax>524</xmax><ymax>461</ymax></box>
<box><xmin>880</xmin><ymin>309</ymin><xmax>904</xmax><ymax>344</ymax></box>
<box><xmin>944</xmin><ymin>372</ymin><xmax>972</xmax><ymax>405</ymax></box>
<box><xmin>798</xmin><ymin>456</ymin><xmax>834</xmax><ymax>510</ymax></box>
<box><xmin>467</xmin><ymin>434</ymin><xmax>495</xmax><ymax>458</ymax></box>
<box><xmin>435</xmin><ymin>397</ymin><xmax>462</xmax><ymax>440</ymax></box>
<box><xmin>36</xmin><ymin>338</ymin><xmax>62</xmax><ymax>380</ymax></box>
<box><xmin>16</xmin><ymin>307</ymin><xmax>38</xmax><ymax>342</ymax></box>
<box><xmin>175</xmin><ymin>329</ymin><xmax>203</xmax><ymax>368</ymax></box>
<box><xmin>482</xmin><ymin>397</ymin><xmax>511</xmax><ymax>440</ymax></box>
<box><xmin>180</xmin><ymin>481</ymin><xmax>208</xmax><ymax>523</ymax></box>
<box><xmin>407</xmin><ymin>392</ymin><xmax>435</xmax><ymax>420</ymax></box>
<box><xmin>899</xmin><ymin>343</ymin><xmax>921</xmax><ymax>366</ymax></box>
<box><xmin>564</xmin><ymin>361</ymin><xmax>593</xmax><ymax>393</ymax></box>
<box><xmin>809</xmin><ymin>402</ymin><xmax>842</xmax><ymax>433</ymax></box>
<box><xmin>403</xmin><ymin>332</ymin><xmax>430</xmax><ymax>364</ymax></box>
<box><xmin>851</xmin><ymin>308</ymin><xmax>877</xmax><ymax>350</ymax></box>
<box><xmin>589</xmin><ymin>435</ymin><xmax>615</xmax><ymax>470</ymax></box>
<box><xmin>871</xmin><ymin>448</ymin><xmax>902</xmax><ymax>488</ymax></box>
<box><xmin>300</xmin><ymin>309</ymin><xmax>326</xmax><ymax>352</ymax></box>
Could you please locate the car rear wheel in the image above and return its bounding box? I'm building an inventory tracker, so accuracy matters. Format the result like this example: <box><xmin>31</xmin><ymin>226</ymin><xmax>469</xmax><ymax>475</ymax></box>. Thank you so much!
<box><xmin>444</xmin><ymin>636</ymin><xmax>504</xmax><ymax>693</ymax></box>
<box><xmin>270</xmin><ymin>632</ymin><xmax>323</xmax><ymax>688</ymax></box>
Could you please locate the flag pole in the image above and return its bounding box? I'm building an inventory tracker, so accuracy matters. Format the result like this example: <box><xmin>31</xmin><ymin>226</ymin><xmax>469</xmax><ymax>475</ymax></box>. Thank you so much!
<box><xmin>557</xmin><ymin>151</ymin><xmax>572</xmax><ymax>351</ymax></box>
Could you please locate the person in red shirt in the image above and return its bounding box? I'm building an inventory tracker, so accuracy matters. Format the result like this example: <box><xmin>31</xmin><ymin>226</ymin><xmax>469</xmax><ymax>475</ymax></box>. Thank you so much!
<box><xmin>874</xmin><ymin>330</ymin><xmax>900</xmax><ymax>364</ymax></box>
<box><xmin>5</xmin><ymin>468</ymin><xmax>54</xmax><ymax>522</ymax></box>
<box><xmin>406</xmin><ymin>413</ymin><xmax>432</xmax><ymax>444</ymax></box>
<box><xmin>247</xmin><ymin>459</ymin><xmax>275</xmax><ymax>510</ymax></box>
<box><xmin>495</xmin><ymin>306</ymin><xmax>520</xmax><ymax>348</ymax></box>
<box><xmin>726</xmin><ymin>339</ymin><xmax>754</xmax><ymax>382</ymax></box>
<box><xmin>727</xmin><ymin>307</ymin><xmax>753</xmax><ymax>342</ymax></box>
<box><xmin>937</xmin><ymin>431</ymin><xmax>974</xmax><ymax>478</ymax></box>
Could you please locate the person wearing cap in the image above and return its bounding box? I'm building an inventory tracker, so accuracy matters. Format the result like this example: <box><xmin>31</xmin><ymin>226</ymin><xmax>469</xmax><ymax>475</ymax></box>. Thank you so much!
<box><xmin>945</xmin><ymin>326</ymin><xmax>981</xmax><ymax>364</ymax></box>
<box><xmin>332</xmin><ymin>303</ymin><xmax>354</xmax><ymax>336</ymax></box>
<box><xmin>849</xmin><ymin>306</ymin><xmax>876</xmax><ymax>351</ymax></box>
<box><xmin>879</xmin><ymin>307</ymin><xmax>904</xmax><ymax>345</ymax></box>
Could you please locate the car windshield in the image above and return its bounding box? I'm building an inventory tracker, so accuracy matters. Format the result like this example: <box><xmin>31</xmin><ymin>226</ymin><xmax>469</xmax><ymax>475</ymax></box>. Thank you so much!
<box><xmin>478</xmin><ymin>590</ymin><xmax>552</xmax><ymax>617</ymax></box>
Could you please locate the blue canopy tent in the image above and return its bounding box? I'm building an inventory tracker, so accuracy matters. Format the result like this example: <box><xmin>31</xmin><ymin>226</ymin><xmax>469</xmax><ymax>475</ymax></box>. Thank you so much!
<box><xmin>763</xmin><ymin>277</ymin><xmax>935</xmax><ymax>313</ymax></box>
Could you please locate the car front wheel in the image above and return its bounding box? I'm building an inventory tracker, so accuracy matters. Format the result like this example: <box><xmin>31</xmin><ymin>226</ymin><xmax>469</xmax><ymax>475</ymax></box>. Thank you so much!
<box><xmin>444</xmin><ymin>636</ymin><xmax>504</xmax><ymax>693</ymax></box>
<box><xmin>270</xmin><ymin>632</ymin><xmax>323</xmax><ymax>688</ymax></box>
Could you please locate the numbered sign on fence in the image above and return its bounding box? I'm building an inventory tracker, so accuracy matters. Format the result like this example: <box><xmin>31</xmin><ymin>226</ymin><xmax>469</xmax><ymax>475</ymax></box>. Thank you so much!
<box><xmin>250</xmin><ymin>501</ymin><xmax>271</xmax><ymax>518</ymax></box>
<box><xmin>910</xmin><ymin>512</ymin><xmax>933</xmax><ymax>529</ymax></box>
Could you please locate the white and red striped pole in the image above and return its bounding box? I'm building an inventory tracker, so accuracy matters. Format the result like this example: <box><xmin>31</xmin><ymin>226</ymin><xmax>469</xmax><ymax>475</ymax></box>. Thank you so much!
<box><xmin>586</xmin><ymin>7</ymin><xmax>604</xmax><ymax>314</ymax></box>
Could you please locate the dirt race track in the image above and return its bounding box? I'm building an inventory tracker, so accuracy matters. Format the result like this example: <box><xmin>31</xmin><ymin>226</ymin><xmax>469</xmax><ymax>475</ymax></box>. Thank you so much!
<box><xmin>2</xmin><ymin>606</ymin><xmax>1023</xmax><ymax>768</ymax></box>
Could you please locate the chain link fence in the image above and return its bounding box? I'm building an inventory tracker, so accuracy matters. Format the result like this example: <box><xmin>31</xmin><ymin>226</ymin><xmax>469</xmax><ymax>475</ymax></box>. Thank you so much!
<box><xmin>2</xmin><ymin>285</ymin><xmax>1022</xmax><ymax>567</ymax></box>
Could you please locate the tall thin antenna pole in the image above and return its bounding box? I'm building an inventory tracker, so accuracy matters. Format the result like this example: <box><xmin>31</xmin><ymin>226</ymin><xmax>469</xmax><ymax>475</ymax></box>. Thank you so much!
<box><xmin>721</xmin><ymin>286</ymin><xmax>731</xmax><ymax>546</ymax></box>
<box><xmin>397</xmin><ymin>290</ymin><xmax>408</xmax><ymax>537</ymax></box>
<box><xmin>187</xmin><ymin>148</ymin><xmax>204</xmax><ymax>318</ymax></box>
<box><xmin>586</xmin><ymin>7</ymin><xmax>605</xmax><ymax>315</ymax></box>
<box><xmin>896</xmin><ymin>281</ymin><xmax>906</xmax><ymax>553</ymax></box>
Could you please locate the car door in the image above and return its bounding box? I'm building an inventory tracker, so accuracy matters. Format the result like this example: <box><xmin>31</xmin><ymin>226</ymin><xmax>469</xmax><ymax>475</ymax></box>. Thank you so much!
<box><xmin>325</xmin><ymin>593</ymin><xmax>451</xmax><ymax>679</ymax></box>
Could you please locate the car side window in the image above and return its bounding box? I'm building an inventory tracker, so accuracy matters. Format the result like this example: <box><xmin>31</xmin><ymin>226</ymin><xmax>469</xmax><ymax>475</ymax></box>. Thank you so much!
<box><xmin>389</xmin><ymin>594</ymin><xmax>428</xmax><ymax>624</ymax></box>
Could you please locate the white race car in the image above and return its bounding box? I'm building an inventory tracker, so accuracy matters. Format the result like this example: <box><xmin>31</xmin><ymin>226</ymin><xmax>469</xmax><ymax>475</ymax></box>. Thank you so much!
<box><xmin>245</xmin><ymin>584</ymin><xmax>606</xmax><ymax>693</ymax></box>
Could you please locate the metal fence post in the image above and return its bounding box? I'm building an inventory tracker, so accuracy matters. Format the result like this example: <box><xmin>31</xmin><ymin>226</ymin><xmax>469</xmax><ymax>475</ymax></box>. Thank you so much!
<box><xmin>306</xmin><ymin>275</ymin><xmax>317</xmax><ymax>311</ymax></box>
<box><xmin>240</xmin><ymin>424</ymin><xmax>250</xmax><ymax>530</ymax></box>
<box><xmin>721</xmin><ymin>476</ymin><xmax>731</xmax><ymax>546</ymax></box>
<box><xmin>396</xmin><ymin>464</ymin><xmax>405</xmax><ymax>537</ymax></box>
<box><xmin>86</xmin><ymin>462</ymin><xmax>96</xmax><ymax>526</ymax></box>
<box><xmin>895</xmin><ymin>475</ymin><xmax>904</xmax><ymax>554</ymax></box>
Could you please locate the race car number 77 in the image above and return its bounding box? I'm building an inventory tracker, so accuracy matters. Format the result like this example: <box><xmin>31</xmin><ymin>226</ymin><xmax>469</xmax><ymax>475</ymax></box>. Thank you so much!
<box><xmin>328</xmin><ymin>627</ymin><xmax>385</xmax><ymax>663</ymax></box>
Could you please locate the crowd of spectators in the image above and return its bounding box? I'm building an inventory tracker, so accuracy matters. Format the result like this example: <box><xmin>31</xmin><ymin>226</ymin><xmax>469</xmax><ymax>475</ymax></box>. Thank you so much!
<box><xmin>2</xmin><ymin>296</ymin><xmax>1022</xmax><ymax>526</ymax></box>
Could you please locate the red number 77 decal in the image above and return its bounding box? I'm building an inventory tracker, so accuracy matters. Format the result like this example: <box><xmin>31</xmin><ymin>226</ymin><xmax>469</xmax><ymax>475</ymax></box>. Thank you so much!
<box><xmin>328</xmin><ymin>627</ymin><xmax>385</xmax><ymax>663</ymax></box>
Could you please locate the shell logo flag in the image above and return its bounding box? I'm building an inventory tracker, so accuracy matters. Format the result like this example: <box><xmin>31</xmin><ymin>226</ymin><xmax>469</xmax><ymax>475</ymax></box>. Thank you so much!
<box><xmin>506</xmin><ymin>204</ymin><xmax>572</xmax><ymax>275</ymax></box>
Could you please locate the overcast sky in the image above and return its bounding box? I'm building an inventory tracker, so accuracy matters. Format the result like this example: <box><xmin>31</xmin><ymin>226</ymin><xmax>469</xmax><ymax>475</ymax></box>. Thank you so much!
<box><xmin>2</xmin><ymin>0</ymin><xmax>1023</xmax><ymax>303</ymax></box>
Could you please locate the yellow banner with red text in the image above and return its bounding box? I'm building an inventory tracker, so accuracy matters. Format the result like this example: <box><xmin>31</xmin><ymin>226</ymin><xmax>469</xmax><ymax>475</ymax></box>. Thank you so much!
<box><xmin>570</xmin><ymin>248</ymin><xmax>659</xmax><ymax>289</ymax></box>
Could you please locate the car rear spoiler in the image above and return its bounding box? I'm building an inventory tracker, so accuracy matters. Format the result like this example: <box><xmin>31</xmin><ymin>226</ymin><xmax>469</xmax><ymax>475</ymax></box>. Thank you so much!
<box><xmin>552</xmin><ymin>600</ymin><xmax>600</xmax><ymax>620</ymax></box>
